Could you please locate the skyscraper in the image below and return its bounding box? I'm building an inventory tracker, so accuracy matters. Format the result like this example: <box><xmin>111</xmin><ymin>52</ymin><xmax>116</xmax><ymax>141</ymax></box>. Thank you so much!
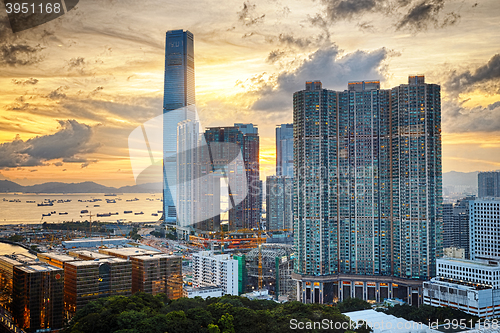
<box><xmin>204</xmin><ymin>124</ymin><xmax>260</xmax><ymax>230</ymax></box>
<box><xmin>292</xmin><ymin>76</ymin><xmax>442</xmax><ymax>305</ymax></box>
<box><xmin>276</xmin><ymin>124</ymin><xmax>294</xmax><ymax>177</ymax></box>
<box><xmin>266</xmin><ymin>176</ymin><xmax>293</xmax><ymax>231</ymax></box>
<box><xmin>163</xmin><ymin>29</ymin><xmax>195</xmax><ymax>223</ymax></box>
<box><xmin>478</xmin><ymin>171</ymin><xmax>500</xmax><ymax>197</ymax></box>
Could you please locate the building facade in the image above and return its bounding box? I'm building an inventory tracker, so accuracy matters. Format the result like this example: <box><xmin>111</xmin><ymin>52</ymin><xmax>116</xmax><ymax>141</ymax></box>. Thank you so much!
<box><xmin>276</xmin><ymin>124</ymin><xmax>294</xmax><ymax>177</ymax></box>
<box><xmin>443</xmin><ymin>196</ymin><xmax>473</xmax><ymax>259</ymax></box>
<box><xmin>192</xmin><ymin>251</ymin><xmax>238</xmax><ymax>295</ymax></box>
<box><xmin>293</xmin><ymin>76</ymin><xmax>442</xmax><ymax>304</ymax></box>
<box><xmin>266</xmin><ymin>175</ymin><xmax>293</xmax><ymax>231</ymax></box>
<box><xmin>203</xmin><ymin>124</ymin><xmax>260</xmax><ymax>230</ymax></box>
<box><xmin>469</xmin><ymin>197</ymin><xmax>500</xmax><ymax>261</ymax></box>
<box><xmin>163</xmin><ymin>29</ymin><xmax>195</xmax><ymax>223</ymax></box>
<box><xmin>12</xmin><ymin>264</ymin><xmax>64</xmax><ymax>333</ymax></box>
<box><xmin>424</xmin><ymin>258</ymin><xmax>500</xmax><ymax>318</ymax></box>
<box><xmin>478</xmin><ymin>171</ymin><xmax>500</xmax><ymax>198</ymax></box>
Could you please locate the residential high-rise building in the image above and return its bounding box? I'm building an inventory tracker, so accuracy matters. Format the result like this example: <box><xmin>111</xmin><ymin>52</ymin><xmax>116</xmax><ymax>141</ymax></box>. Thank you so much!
<box><xmin>203</xmin><ymin>124</ymin><xmax>260</xmax><ymax>230</ymax></box>
<box><xmin>192</xmin><ymin>251</ymin><xmax>238</xmax><ymax>295</ymax></box>
<box><xmin>443</xmin><ymin>196</ymin><xmax>473</xmax><ymax>259</ymax></box>
<box><xmin>163</xmin><ymin>29</ymin><xmax>195</xmax><ymax>223</ymax></box>
<box><xmin>292</xmin><ymin>76</ymin><xmax>442</xmax><ymax>305</ymax></box>
<box><xmin>276</xmin><ymin>124</ymin><xmax>294</xmax><ymax>177</ymax></box>
<box><xmin>478</xmin><ymin>171</ymin><xmax>500</xmax><ymax>197</ymax></box>
<box><xmin>266</xmin><ymin>176</ymin><xmax>293</xmax><ymax>231</ymax></box>
<box><xmin>469</xmin><ymin>197</ymin><xmax>500</xmax><ymax>261</ymax></box>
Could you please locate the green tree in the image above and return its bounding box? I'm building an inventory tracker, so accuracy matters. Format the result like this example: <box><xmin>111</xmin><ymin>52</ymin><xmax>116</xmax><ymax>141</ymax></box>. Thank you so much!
<box><xmin>218</xmin><ymin>313</ymin><xmax>235</xmax><ymax>333</ymax></box>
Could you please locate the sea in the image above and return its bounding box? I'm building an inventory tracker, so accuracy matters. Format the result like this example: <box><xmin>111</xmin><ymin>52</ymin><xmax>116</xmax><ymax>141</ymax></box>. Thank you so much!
<box><xmin>0</xmin><ymin>193</ymin><xmax>163</xmax><ymax>225</ymax></box>
<box><xmin>0</xmin><ymin>243</ymin><xmax>29</xmax><ymax>255</ymax></box>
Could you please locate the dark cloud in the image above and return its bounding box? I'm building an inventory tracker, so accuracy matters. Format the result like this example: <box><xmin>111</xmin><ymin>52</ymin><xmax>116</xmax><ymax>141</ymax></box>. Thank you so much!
<box><xmin>249</xmin><ymin>45</ymin><xmax>389</xmax><ymax>112</ymax></box>
<box><xmin>396</xmin><ymin>0</ymin><xmax>450</xmax><ymax>31</ymax></box>
<box><xmin>12</xmin><ymin>78</ymin><xmax>39</xmax><ymax>85</ymax></box>
<box><xmin>0</xmin><ymin>120</ymin><xmax>100</xmax><ymax>168</ymax></box>
<box><xmin>315</xmin><ymin>0</ymin><xmax>461</xmax><ymax>32</ymax></box>
<box><xmin>446</xmin><ymin>54</ymin><xmax>500</xmax><ymax>95</ymax></box>
<box><xmin>267</xmin><ymin>49</ymin><xmax>287</xmax><ymax>63</ymax></box>
<box><xmin>46</xmin><ymin>86</ymin><xmax>68</xmax><ymax>100</ymax></box>
<box><xmin>237</xmin><ymin>1</ymin><xmax>265</xmax><ymax>26</ymax></box>
<box><xmin>323</xmin><ymin>0</ymin><xmax>380</xmax><ymax>22</ymax></box>
<box><xmin>443</xmin><ymin>100</ymin><xmax>500</xmax><ymax>133</ymax></box>
<box><xmin>0</xmin><ymin>44</ymin><xmax>44</xmax><ymax>66</ymax></box>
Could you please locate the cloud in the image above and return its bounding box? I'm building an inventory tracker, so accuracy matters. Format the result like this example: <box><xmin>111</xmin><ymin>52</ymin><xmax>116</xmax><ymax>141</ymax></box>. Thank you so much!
<box><xmin>396</xmin><ymin>0</ymin><xmax>457</xmax><ymax>31</ymax></box>
<box><xmin>249</xmin><ymin>45</ymin><xmax>390</xmax><ymax>112</ymax></box>
<box><xmin>443</xmin><ymin>100</ymin><xmax>500</xmax><ymax>133</ymax></box>
<box><xmin>0</xmin><ymin>120</ymin><xmax>100</xmax><ymax>168</ymax></box>
<box><xmin>237</xmin><ymin>1</ymin><xmax>265</xmax><ymax>26</ymax></box>
<box><xmin>12</xmin><ymin>78</ymin><xmax>39</xmax><ymax>85</ymax></box>
<box><xmin>445</xmin><ymin>54</ymin><xmax>500</xmax><ymax>95</ymax></box>
<box><xmin>322</xmin><ymin>0</ymin><xmax>380</xmax><ymax>22</ymax></box>
<box><xmin>0</xmin><ymin>44</ymin><xmax>44</xmax><ymax>66</ymax></box>
<box><xmin>314</xmin><ymin>0</ymin><xmax>461</xmax><ymax>32</ymax></box>
<box><xmin>266</xmin><ymin>49</ymin><xmax>287</xmax><ymax>63</ymax></box>
<box><xmin>46</xmin><ymin>86</ymin><xmax>68</xmax><ymax>100</ymax></box>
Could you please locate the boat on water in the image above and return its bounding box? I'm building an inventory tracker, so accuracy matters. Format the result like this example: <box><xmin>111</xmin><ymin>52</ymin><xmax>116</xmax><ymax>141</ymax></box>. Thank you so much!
<box><xmin>134</xmin><ymin>211</ymin><xmax>144</xmax><ymax>215</ymax></box>
<box><xmin>104</xmin><ymin>193</ymin><xmax>117</xmax><ymax>196</ymax></box>
<box><xmin>59</xmin><ymin>212</ymin><xmax>68</xmax><ymax>215</ymax></box>
<box><xmin>110</xmin><ymin>212</ymin><xmax>119</xmax><ymax>215</ymax></box>
<box><xmin>97</xmin><ymin>213</ymin><xmax>111</xmax><ymax>217</ymax></box>
<box><xmin>26</xmin><ymin>200</ymin><xmax>36</xmax><ymax>203</ymax></box>
<box><xmin>157</xmin><ymin>210</ymin><xmax>163</xmax><ymax>213</ymax></box>
<box><xmin>42</xmin><ymin>213</ymin><xmax>51</xmax><ymax>217</ymax></box>
<box><xmin>151</xmin><ymin>213</ymin><xmax>158</xmax><ymax>216</ymax></box>
<box><xmin>106</xmin><ymin>199</ymin><xmax>116</xmax><ymax>203</ymax></box>
<box><xmin>94</xmin><ymin>205</ymin><xmax>100</xmax><ymax>207</ymax></box>
<box><xmin>38</xmin><ymin>202</ymin><xmax>53</xmax><ymax>206</ymax></box>
<box><xmin>124</xmin><ymin>210</ymin><xmax>132</xmax><ymax>214</ymax></box>
<box><xmin>81</xmin><ymin>209</ymin><xmax>89</xmax><ymax>214</ymax></box>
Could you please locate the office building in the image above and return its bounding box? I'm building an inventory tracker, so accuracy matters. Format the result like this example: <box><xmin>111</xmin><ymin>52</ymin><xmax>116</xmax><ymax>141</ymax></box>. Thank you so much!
<box><xmin>478</xmin><ymin>171</ymin><xmax>500</xmax><ymax>198</ymax></box>
<box><xmin>68</xmin><ymin>250</ymin><xmax>112</xmax><ymax>260</ymax></box>
<box><xmin>163</xmin><ymin>29</ymin><xmax>195</xmax><ymax>223</ymax></box>
<box><xmin>443</xmin><ymin>196</ymin><xmax>473</xmax><ymax>259</ymax></box>
<box><xmin>276</xmin><ymin>124</ymin><xmax>294</xmax><ymax>177</ymax></box>
<box><xmin>266</xmin><ymin>175</ymin><xmax>293</xmax><ymax>231</ymax></box>
<box><xmin>37</xmin><ymin>252</ymin><xmax>80</xmax><ymax>269</ymax></box>
<box><xmin>99</xmin><ymin>248</ymin><xmax>160</xmax><ymax>259</ymax></box>
<box><xmin>64</xmin><ymin>257</ymin><xmax>131</xmax><ymax>315</ymax></box>
<box><xmin>0</xmin><ymin>254</ymin><xmax>38</xmax><ymax>312</ymax></box>
<box><xmin>203</xmin><ymin>124</ymin><xmax>261</xmax><ymax>230</ymax></box>
<box><xmin>469</xmin><ymin>197</ymin><xmax>500</xmax><ymax>261</ymax></box>
<box><xmin>99</xmin><ymin>248</ymin><xmax>182</xmax><ymax>299</ymax></box>
<box><xmin>423</xmin><ymin>258</ymin><xmax>500</xmax><ymax>318</ymax></box>
<box><xmin>12</xmin><ymin>264</ymin><xmax>64</xmax><ymax>333</ymax></box>
<box><xmin>130</xmin><ymin>254</ymin><xmax>182</xmax><ymax>299</ymax></box>
<box><xmin>292</xmin><ymin>76</ymin><xmax>442</xmax><ymax>305</ymax></box>
<box><xmin>192</xmin><ymin>251</ymin><xmax>238</xmax><ymax>295</ymax></box>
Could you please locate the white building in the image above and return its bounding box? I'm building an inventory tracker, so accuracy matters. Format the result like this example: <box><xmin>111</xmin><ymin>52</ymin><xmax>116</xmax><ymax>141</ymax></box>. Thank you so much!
<box><xmin>183</xmin><ymin>286</ymin><xmax>223</xmax><ymax>299</ymax></box>
<box><xmin>62</xmin><ymin>237</ymin><xmax>129</xmax><ymax>248</ymax></box>
<box><xmin>469</xmin><ymin>197</ymin><xmax>500</xmax><ymax>261</ymax></box>
<box><xmin>423</xmin><ymin>258</ymin><xmax>500</xmax><ymax>318</ymax></box>
<box><xmin>192</xmin><ymin>251</ymin><xmax>238</xmax><ymax>295</ymax></box>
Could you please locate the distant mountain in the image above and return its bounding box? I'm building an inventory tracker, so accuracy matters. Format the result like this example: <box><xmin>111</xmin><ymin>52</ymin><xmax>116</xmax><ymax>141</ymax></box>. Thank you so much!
<box><xmin>443</xmin><ymin>171</ymin><xmax>479</xmax><ymax>188</ymax></box>
<box><xmin>0</xmin><ymin>180</ymin><xmax>163</xmax><ymax>193</ymax></box>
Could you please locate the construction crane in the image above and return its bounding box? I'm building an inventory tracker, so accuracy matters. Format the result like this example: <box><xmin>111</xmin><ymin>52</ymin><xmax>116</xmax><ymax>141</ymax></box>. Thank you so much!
<box><xmin>80</xmin><ymin>211</ymin><xmax>94</xmax><ymax>238</ymax></box>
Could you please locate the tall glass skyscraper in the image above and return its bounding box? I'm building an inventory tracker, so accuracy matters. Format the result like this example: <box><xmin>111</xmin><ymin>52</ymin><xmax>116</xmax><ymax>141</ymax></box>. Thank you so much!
<box><xmin>293</xmin><ymin>76</ymin><xmax>442</xmax><ymax>305</ymax></box>
<box><xmin>276</xmin><ymin>124</ymin><xmax>294</xmax><ymax>177</ymax></box>
<box><xmin>163</xmin><ymin>30</ymin><xmax>195</xmax><ymax>223</ymax></box>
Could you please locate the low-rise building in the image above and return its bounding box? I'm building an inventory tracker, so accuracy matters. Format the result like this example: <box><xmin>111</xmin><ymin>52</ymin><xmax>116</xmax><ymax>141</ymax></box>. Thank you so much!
<box><xmin>68</xmin><ymin>250</ymin><xmax>112</xmax><ymax>260</ymax></box>
<box><xmin>183</xmin><ymin>286</ymin><xmax>223</xmax><ymax>299</ymax></box>
<box><xmin>38</xmin><ymin>252</ymin><xmax>80</xmax><ymax>268</ymax></box>
<box><xmin>12</xmin><ymin>264</ymin><xmax>64</xmax><ymax>333</ymax></box>
<box><xmin>62</xmin><ymin>237</ymin><xmax>129</xmax><ymax>249</ymax></box>
<box><xmin>192</xmin><ymin>251</ymin><xmax>238</xmax><ymax>296</ymax></box>
<box><xmin>423</xmin><ymin>258</ymin><xmax>500</xmax><ymax>318</ymax></box>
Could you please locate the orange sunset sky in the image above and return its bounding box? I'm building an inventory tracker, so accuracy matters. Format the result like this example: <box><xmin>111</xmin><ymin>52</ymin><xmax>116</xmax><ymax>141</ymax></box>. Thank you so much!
<box><xmin>0</xmin><ymin>0</ymin><xmax>500</xmax><ymax>187</ymax></box>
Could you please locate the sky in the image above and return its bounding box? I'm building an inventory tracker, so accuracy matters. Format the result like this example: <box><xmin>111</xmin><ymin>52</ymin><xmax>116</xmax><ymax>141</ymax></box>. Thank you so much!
<box><xmin>0</xmin><ymin>0</ymin><xmax>499</xmax><ymax>186</ymax></box>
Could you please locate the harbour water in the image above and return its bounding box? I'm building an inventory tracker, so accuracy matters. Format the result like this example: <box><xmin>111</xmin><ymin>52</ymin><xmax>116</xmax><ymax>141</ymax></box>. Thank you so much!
<box><xmin>0</xmin><ymin>193</ymin><xmax>163</xmax><ymax>225</ymax></box>
<box><xmin>0</xmin><ymin>243</ymin><xmax>29</xmax><ymax>255</ymax></box>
